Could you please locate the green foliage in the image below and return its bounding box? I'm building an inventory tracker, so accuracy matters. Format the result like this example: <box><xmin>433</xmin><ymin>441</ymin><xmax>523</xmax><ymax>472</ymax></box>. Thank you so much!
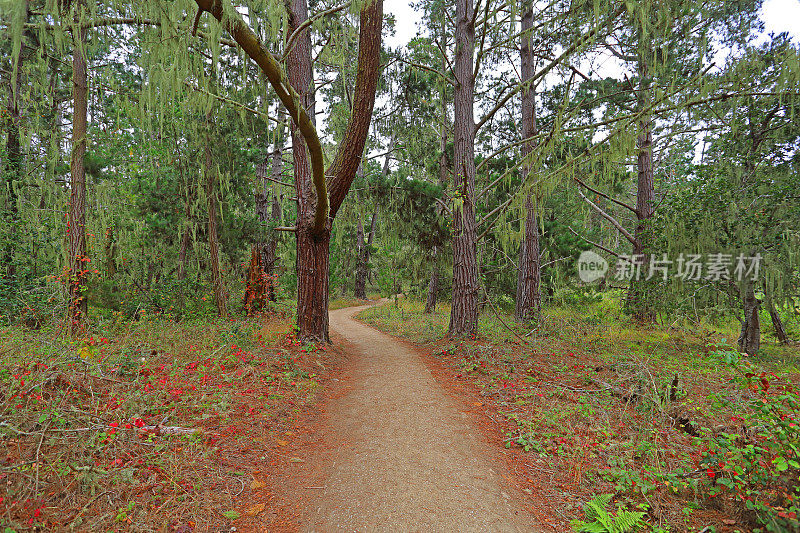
<box><xmin>572</xmin><ymin>494</ymin><xmax>647</xmax><ymax>533</ymax></box>
<box><xmin>694</xmin><ymin>348</ymin><xmax>800</xmax><ymax>532</ymax></box>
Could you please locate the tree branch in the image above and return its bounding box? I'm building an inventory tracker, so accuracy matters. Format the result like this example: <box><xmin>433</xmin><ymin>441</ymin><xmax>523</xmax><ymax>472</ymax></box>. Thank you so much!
<box><xmin>193</xmin><ymin>0</ymin><xmax>327</xmax><ymax>233</ymax></box>
<box><xmin>475</xmin><ymin>3</ymin><xmax>624</xmax><ymax>132</ymax></box>
<box><xmin>576</xmin><ymin>189</ymin><xmax>636</xmax><ymax>245</ymax></box>
<box><xmin>326</xmin><ymin>0</ymin><xmax>384</xmax><ymax>220</ymax></box>
<box><xmin>283</xmin><ymin>1</ymin><xmax>351</xmax><ymax>60</ymax></box>
<box><xmin>568</xmin><ymin>226</ymin><xmax>620</xmax><ymax>258</ymax></box>
<box><xmin>573</xmin><ymin>176</ymin><xmax>637</xmax><ymax>214</ymax></box>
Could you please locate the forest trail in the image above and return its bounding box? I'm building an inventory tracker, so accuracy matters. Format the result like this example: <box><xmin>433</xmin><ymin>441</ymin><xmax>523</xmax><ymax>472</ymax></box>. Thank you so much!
<box><xmin>300</xmin><ymin>302</ymin><xmax>538</xmax><ymax>532</ymax></box>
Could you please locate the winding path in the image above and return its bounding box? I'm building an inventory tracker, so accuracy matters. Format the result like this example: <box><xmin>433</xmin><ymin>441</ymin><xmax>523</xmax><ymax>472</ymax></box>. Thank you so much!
<box><xmin>301</xmin><ymin>303</ymin><xmax>539</xmax><ymax>532</ymax></box>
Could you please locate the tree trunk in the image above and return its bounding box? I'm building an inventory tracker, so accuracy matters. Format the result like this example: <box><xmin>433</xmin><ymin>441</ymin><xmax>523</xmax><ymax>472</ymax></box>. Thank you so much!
<box><xmin>296</xmin><ymin>226</ymin><xmax>332</xmax><ymax>342</ymax></box>
<box><xmin>104</xmin><ymin>225</ymin><xmax>116</xmax><ymax>279</ymax></box>
<box><xmin>516</xmin><ymin>198</ymin><xmax>541</xmax><ymax>321</ymax></box>
<box><xmin>262</xmin><ymin>193</ymin><xmax>281</xmax><ymax>302</ymax></box>
<box><xmin>286</xmin><ymin>0</ymin><xmax>382</xmax><ymax>343</ymax></box>
<box><xmin>514</xmin><ymin>1</ymin><xmax>541</xmax><ymax>322</ymax></box>
<box><xmin>738</xmin><ymin>278</ymin><xmax>760</xmax><ymax>354</ymax></box>
<box><xmin>286</xmin><ymin>0</ymin><xmax>330</xmax><ymax>343</ymax></box>
<box><xmin>354</xmin><ymin>219</ymin><xmax>366</xmax><ymax>299</ymax></box>
<box><xmin>177</xmin><ymin>225</ymin><xmax>191</xmax><ymax>281</ymax></box>
<box><xmin>354</xmin><ymin>203</ymin><xmax>377</xmax><ymax>300</ymax></box>
<box><xmin>177</xmin><ymin>155</ymin><xmax>193</xmax><ymax>282</ymax></box>
<box><xmin>68</xmin><ymin>0</ymin><xmax>89</xmax><ymax>334</ymax></box>
<box><xmin>448</xmin><ymin>0</ymin><xmax>479</xmax><ymax>338</ymax></box>
<box><xmin>204</xmin><ymin>114</ymin><xmax>228</xmax><ymax>317</ymax></box>
<box><xmin>425</xmin><ymin>246</ymin><xmax>439</xmax><ymax>314</ymax></box>
<box><xmin>262</xmin><ymin>119</ymin><xmax>284</xmax><ymax>301</ymax></box>
<box><xmin>627</xmin><ymin>51</ymin><xmax>656</xmax><ymax>322</ymax></box>
<box><xmin>3</xmin><ymin>1</ymin><xmax>27</xmax><ymax>281</ymax></box>
<box><xmin>766</xmin><ymin>295</ymin><xmax>790</xmax><ymax>345</ymax></box>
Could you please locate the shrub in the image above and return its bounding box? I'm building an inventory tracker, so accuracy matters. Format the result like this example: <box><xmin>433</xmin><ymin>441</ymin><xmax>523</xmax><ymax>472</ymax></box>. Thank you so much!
<box><xmin>696</xmin><ymin>348</ymin><xmax>800</xmax><ymax>532</ymax></box>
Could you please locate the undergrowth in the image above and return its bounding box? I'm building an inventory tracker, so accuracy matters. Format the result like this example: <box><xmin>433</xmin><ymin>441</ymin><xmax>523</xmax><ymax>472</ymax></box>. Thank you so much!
<box><xmin>0</xmin><ymin>312</ymin><xmax>319</xmax><ymax>531</ymax></box>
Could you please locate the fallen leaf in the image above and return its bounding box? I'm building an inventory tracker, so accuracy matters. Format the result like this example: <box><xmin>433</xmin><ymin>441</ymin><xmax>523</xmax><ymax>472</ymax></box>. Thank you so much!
<box><xmin>250</xmin><ymin>480</ymin><xmax>265</xmax><ymax>490</ymax></box>
<box><xmin>722</xmin><ymin>519</ymin><xmax>737</xmax><ymax>525</ymax></box>
<box><xmin>289</xmin><ymin>457</ymin><xmax>304</xmax><ymax>463</ymax></box>
<box><xmin>472</xmin><ymin>402</ymin><xmax>483</xmax><ymax>407</ymax></box>
<box><xmin>246</xmin><ymin>503</ymin><xmax>266</xmax><ymax>516</ymax></box>
<box><xmin>276</xmin><ymin>440</ymin><xmax>288</xmax><ymax>446</ymax></box>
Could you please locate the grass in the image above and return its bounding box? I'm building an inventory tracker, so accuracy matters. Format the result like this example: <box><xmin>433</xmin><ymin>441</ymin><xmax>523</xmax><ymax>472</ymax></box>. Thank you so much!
<box><xmin>0</xmin><ymin>310</ymin><xmax>324</xmax><ymax>531</ymax></box>
<box><xmin>357</xmin><ymin>294</ymin><xmax>800</xmax><ymax>531</ymax></box>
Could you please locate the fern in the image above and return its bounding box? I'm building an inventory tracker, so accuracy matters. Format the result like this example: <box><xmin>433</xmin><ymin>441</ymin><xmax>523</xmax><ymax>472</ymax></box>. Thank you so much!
<box><xmin>572</xmin><ymin>494</ymin><xmax>647</xmax><ymax>533</ymax></box>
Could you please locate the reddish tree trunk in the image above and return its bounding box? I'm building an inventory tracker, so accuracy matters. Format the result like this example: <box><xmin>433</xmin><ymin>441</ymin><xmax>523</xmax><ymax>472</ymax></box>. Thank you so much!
<box><xmin>514</xmin><ymin>1</ymin><xmax>541</xmax><ymax>322</ymax></box>
<box><xmin>243</xmin><ymin>247</ymin><xmax>268</xmax><ymax>315</ymax></box>
<box><xmin>286</xmin><ymin>0</ymin><xmax>382</xmax><ymax>343</ymax></box>
<box><xmin>296</xmin><ymin>226</ymin><xmax>331</xmax><ymax>342</ymax></box>
<box><xmin>68</xmin><ymin>0</ymin><xmax>89</xmax><ymax>334</ymax></box>
<box><xmin>286</xmin><ymin>0</ymin><xmax>329</xmax><ymax>342</ymax></box>
<box><xmin>204</xmin><ymin>115</ymin><xmax>228</xmax><ymax>317</ymax></box>
<box><xmin>627</xmin><ymin>54</ymin><xmax>656</xmax><ymax>322</ymax></box>
<box><xmin>448</xmin><ymin>0</ymin><xmax>479</xmax><ymax>338</ymax></box>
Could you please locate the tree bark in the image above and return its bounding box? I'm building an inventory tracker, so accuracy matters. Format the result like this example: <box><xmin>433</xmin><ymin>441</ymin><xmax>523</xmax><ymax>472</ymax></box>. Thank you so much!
<box><xmin>448</xmin><ymin>0</ymin><xmax>479</xmax><ymax>338</ymax></box>
<box><xmin>262</xmin><ymin>119</ymin><xmax>284</xmax><ymax>301</ymax></box>
<box><xmin>286</xmin><ymin>0</ymin><xmax>329</xmax><ymax>342</ymax></box>
<box><xmin>286</xmin><ymin>0</ymin><xmax>382</xmax><ymax>343</ymax></box>
<box><xmin>204</xmin><ymin>113</ymin><xmax>228</xmax><ymax>317</ymax></box>
<box><xmin>354</xmin><ymin>203</ymin><xmax>377</xmax><ymax>300</ymax></box>
<box><xmin>514</xmin><ymin>0</ymin><xmax>541</xmax><ymax>322</ymax></box>
<box><xmin>68</xmin><ymin>0</ymin><xmax>89</xmax><ymax>334</ymax></box>
<box><xmin>354</xmin><ymin>219</ymin><xmax>366</xmax><ymax>299</ymax></box>
<box><xmin>3</xmin><ymin>1</ymin><xmax>28</xmax><ymax>281</ymax></box>
<box><xmin>627</xmin><ymin>50</ymin><xmax>656</xmax><ymax>322</ymax></box>
<box><xmin>738</xmin><ymin>277</ymin><xmax>760</xmax><ymax>354</ymax></box>
<box><xmin>766</xmin><ymin>295</ymin><xmax>790</xmax><ymax>345</ymax></box>
<box><xmin>516</xmin><ymin>198</ymin><xmax>541</xmax><ymax>321</ymax></box>
<box><xmin>177</xmin><ymin>154</ymin><xmax>193</xmax><ymax>282</ymax></box>
<box><xmin>425</xmin><ymin>246</ymin><xmax>439</xmax><ymax>314</ymax></box>
<box><xmin>177</xmin><ymin>225</ymin><xmax>192</xmax><ymax>281</ymax></box>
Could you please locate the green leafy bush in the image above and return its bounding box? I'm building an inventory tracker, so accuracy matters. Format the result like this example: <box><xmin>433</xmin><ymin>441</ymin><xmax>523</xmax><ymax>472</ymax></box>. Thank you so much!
<box><xmin>697</xmin><ymin>349</ymin><xmax>800</xmax><ymax>532</ymax></box>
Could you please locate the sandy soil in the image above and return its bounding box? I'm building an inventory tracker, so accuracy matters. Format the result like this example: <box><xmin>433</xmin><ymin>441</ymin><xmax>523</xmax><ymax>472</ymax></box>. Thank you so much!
<box><xmin>300</xmin><ymin>303</ymin><xmax>540</xmax><ymax>532</ymax></box>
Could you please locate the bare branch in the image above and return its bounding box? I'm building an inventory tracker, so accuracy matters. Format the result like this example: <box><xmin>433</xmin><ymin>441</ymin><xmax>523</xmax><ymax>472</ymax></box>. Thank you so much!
<box><xmin>576</xmin><ymin>189</ymin><xmax>636</xmax><ymax>245</ymax></box>
<box><xmin>568</xmin><ymin>226</ymin><xmax>620</xmax><ymax>258</ymax></box>
<box><xmin>573</xmin><ymin>177</ymin><xmax>637</xmax><ymax>214</ymax></box>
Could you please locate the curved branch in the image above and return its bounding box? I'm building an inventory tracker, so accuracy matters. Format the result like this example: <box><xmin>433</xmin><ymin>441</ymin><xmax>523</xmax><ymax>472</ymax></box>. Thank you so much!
<box><xmin>194</xmin><ymin>0</ymin><xmax>327</xmax><ymax>232</ymax></box>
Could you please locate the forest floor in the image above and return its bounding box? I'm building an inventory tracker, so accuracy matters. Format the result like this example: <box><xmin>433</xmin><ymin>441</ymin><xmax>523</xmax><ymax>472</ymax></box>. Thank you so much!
<box><xmin>2</xmin><ymin>296</ymin><xmax>799</xmax><ymax>532</ymax></box>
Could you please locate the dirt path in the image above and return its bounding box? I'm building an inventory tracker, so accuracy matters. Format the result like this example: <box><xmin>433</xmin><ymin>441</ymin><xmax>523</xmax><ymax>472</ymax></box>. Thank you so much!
<box><xmin>301</xmin><ymin>303</ymin><xmax>539</xmax><ymax>532</ymax></box>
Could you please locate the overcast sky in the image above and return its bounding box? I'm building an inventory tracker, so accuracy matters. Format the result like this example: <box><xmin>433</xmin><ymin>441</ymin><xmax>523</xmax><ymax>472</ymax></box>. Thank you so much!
<box><xmin>385</xmin><ymin>0</ymin><xmax>800</xmax><ymax>49</ymax></box>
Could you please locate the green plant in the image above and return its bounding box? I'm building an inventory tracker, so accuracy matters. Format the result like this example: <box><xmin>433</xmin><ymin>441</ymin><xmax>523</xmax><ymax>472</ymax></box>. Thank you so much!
<box><xmin>693</xmin><ymin>348</ymin><xmax>800</xmax><ymax>532</ymax></box>
<box><xmin>572</xmin><ymin>494</ymin><xmax>647</xmax><ymax>533</ymax></box>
